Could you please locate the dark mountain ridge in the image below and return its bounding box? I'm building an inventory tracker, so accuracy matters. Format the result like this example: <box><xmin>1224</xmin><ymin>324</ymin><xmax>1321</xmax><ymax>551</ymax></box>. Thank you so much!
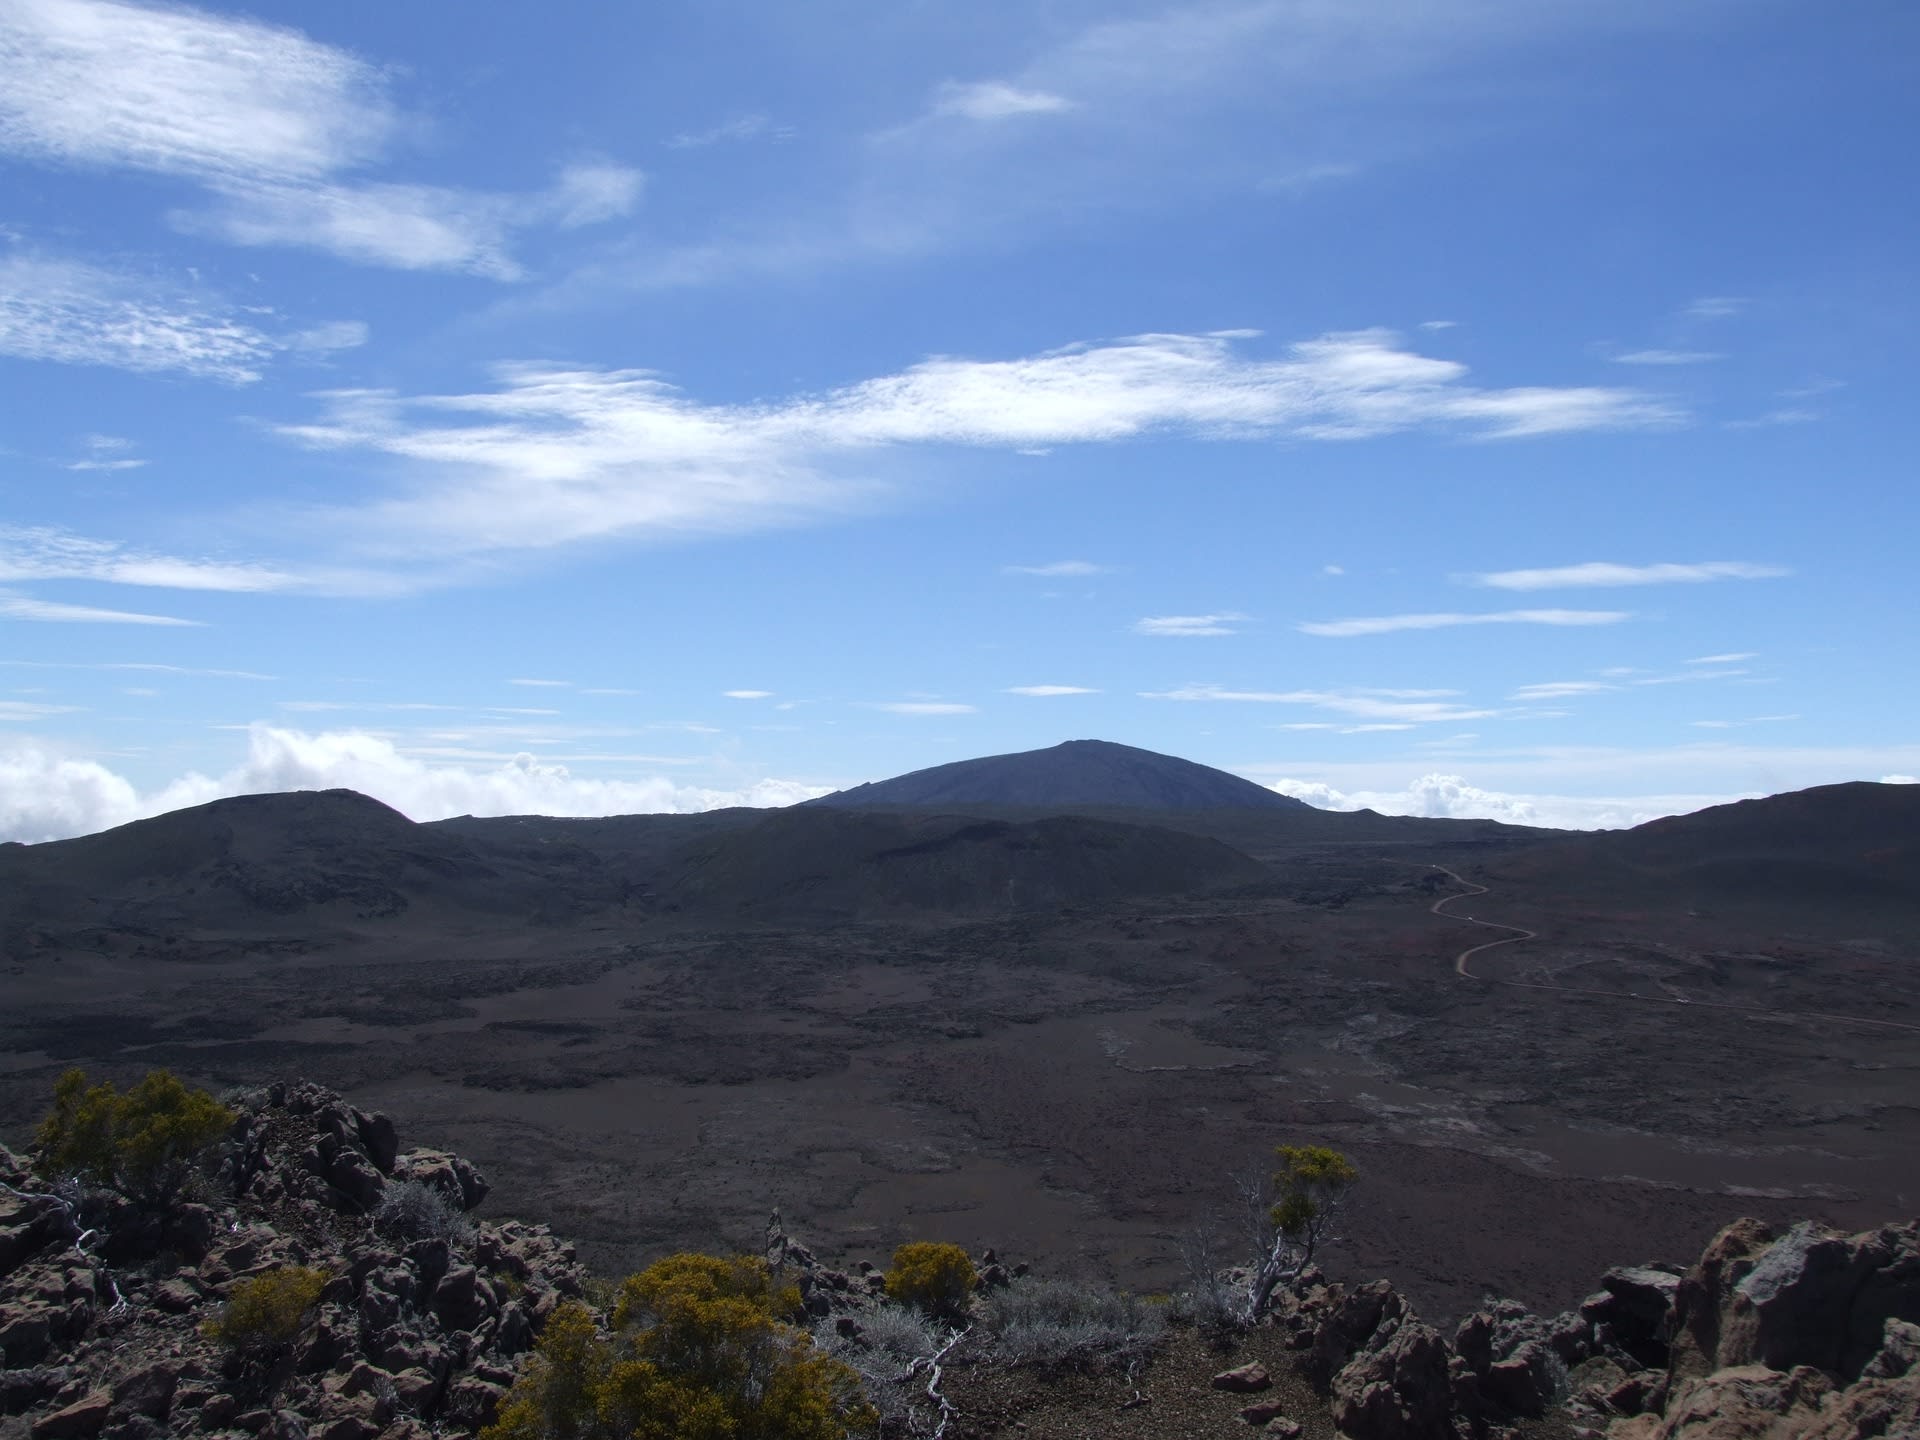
<box><xmin>1494</xmin><ymin>780</ymin><xmax>1920</xmax><ymax>916</ymax></box>
<box><xmin>6</xmin><ymin>753</ymin><xmax>1909</xmax><ymax>944</ymax></box>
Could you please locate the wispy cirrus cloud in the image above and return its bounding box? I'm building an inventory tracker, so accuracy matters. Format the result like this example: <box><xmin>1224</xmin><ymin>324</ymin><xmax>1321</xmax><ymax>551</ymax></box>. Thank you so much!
<box><xmin>276</xmin><ymin>330</ymin><xmax>1673</xmax><ymax>576</ymax></box>
<box><xmin>0</xmin><ymin>254</ymin><xmax>376</xmax><ymax>382</ymax></box>
<box><xmin>0</xmin><ymin>0</ymin><xmax>641</xmax><ymax>276</ymax></box>
<box><xmin>1684</xmin><ymin>296</ymin><xmax>1748</xmax><ymax>320</ymax></box>
<box><xmin>1299</xmin><ymin>609</ymin><xmax>1630</xmax><ymax>638</ymax></box>
<box><xmin>931</xmin><ymin>81</ymin><xmax>1075</xmax><ymax>121</ymax></box>
<box><xmin>0</xmin><ymin>255</ymin><xmax>280</xmax><ymax>381</ymax></box>
<box><xmin>1133</xmin><ymin>613</ymin><xmax>1249</xmax><ymax>638</ymax></box>
<box><xmin>1003</xmin><ymin>560</ymin><xmax>1108</xmax><ymax>577</ymax></box>
<box><xmin>0</xmin><ymin>700</ymin><xmax>81</xmax><ymax>720</ymax></box>
<box><xmin>1469</xmin><ymin>560</ymin><xmax>1788</xmax><ymax>590</ymax></box>
<box><xmin>1511</xmin><ymin>663</ymin><xmax>1758</xmax><ymax>702</ymax></box>
<box><xmin>1509</xmin><ymin>680</ymin><xmax>1618</xmax><ymax>700</ymax></box>
<box><xmin>0</xmin><ymin>526</ymin><xmax>293</xmax><ymax>591</ymax></box>
<box><xmin>863</xmin><ymin>701</ymin><xmax>977</xmax><ymax>716</ymax></box>
<box><xmin>1724</xmin><ymin>408</ymin><xmax>1822</xmax><ymax>431</ymax></box>
<box><xmin>1005</xmin><ymin>684</ymin><xmax>1098</xmax><ymax>696</ymax></box>
<box><xmin>0</xmin><ymin>660</ymin><xmax>272</xmax><ymax>679</ymax></box>
<box><xmin>0</xmin><ymin>592</ymin><xmax>201</xmax><ymax>625</ymax></box>
<box><xmin>724</xmin><ymin>689</ymin><xmax>774</xmax><ymax>700</ymax></box>
<box><xmin>1141</xmin><ymin>684</ymin><xmax>1495</xmax><ymax>724</ymax></box>
<box><xmin>1613</xmin><ymin>349</ymin><xmax>1723</xmax><ymax>366</ymax></box>
<box><xmin>63</xmin><ymin>434</ymin><xmax>146</xmax><ymax>472</ymax></box>
<box><xmin>665</xmin><ymin>114</ymin><xmax>791</xmax><ymax>149</ymax></box>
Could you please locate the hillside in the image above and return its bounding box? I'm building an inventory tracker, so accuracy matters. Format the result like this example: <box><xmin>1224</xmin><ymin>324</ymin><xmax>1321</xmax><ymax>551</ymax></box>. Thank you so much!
<box><xmin>657</xmin><ymin>808</ymin><xmax>1273</xmax><ymax>920</ymax></box>
<box><xmin>0</xmin><ymin>788</ymin><xmax>628</xmax><ymax>946</ymax></box>
<box><xmin>805</xmin><ymin>738</ymin><xmax>1309</xmax><ymax>812</ymax></box>
<box><xmin>1493</xmin><ymin>780</ymin><xmax>1920</xmax><ymax>915</ymax></box>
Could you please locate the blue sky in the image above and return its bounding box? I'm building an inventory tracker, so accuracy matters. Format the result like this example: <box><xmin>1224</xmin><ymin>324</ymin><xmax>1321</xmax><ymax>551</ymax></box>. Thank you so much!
<box><xmin>2</xmin><ymin>0</ymin><xmax>1916</xmax><ymax>840</ymax></box>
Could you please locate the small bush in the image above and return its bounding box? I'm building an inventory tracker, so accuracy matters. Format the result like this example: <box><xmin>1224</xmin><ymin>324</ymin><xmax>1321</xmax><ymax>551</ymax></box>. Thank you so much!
<box><xmin>374</xmin><ymin>1177</ymin><xmax>473</xmax><ymax>1245</ymax></box>
<box><xmin>884</xmin><ymin>1242</ymin><xmax>976</xmax><ymax>1321</ymax></box>
<box><xmin>204</xmin><ymin>1266</ymin><xmax>330</xmax><ymax>1352</ymax></box>
<box><xmin>984</xmin><ymin>1278</ymin><xmax>1166</xmax><ymax>1368</ymax></box>
<box><xmin>811</xmin><ymin>1306</ymin><xmax>939</xmax><ymax>1431</ymax></box>
<box><xmin>850</xmin><ymin>1303</ymin><xmax>941</xmax><ymax>1360</ymax></box>
<box><xmin>484</xmin><ymin>1254</ymin><xmax>875</xmax><ymax>1440</ymax></box>
<box><xmin>35</xmin><ymin>1068</ymin><xmax>233</xmax><ymax>1205</ymax></box>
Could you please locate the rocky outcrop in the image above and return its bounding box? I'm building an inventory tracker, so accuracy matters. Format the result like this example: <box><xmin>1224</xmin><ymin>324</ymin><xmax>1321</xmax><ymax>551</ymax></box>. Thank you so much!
<box><xmin>1669</xmin><ymin>1217</ymin><xmax>1777</xmax><ymax>1382</ymax></box>
<box><xmin>0</xmin><ymin>1082</ymin><xmax>583</xmax><ymax>1440</ymax></box>
<box><xmin>1575</xmin><ymin>1218</ymin><xmax>1920</xmax><ymax>1440</ymax></box>
<box><xmin>1264</xmin><ymin>1216</ymin><xmax>1920</xmax><ymax>1440</ymax></box>
<box><xmin>1274</xmin><ymin>1274</ymin><xmax>1546</xmax><ymax>1440</ymax></box>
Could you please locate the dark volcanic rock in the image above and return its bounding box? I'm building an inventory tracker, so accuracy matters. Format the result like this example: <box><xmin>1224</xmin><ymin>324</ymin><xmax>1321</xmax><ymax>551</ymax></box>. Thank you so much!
<box><xmin>0</xmin><ymin>1083</ymin><xmax>583</xmax><ymax>1440</ymax></box>
<box><xmin>662</xmin><ymin>807</ymin><xmax>1272</xmax><ymax>920</ymax></box>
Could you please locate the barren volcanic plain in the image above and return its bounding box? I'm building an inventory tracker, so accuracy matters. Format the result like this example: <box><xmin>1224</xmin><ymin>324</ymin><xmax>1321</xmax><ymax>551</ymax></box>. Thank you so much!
<box><xmin>3</xmin><ymin>741</ymin><xmax>1916</xmax><ymax>1323</ymax></box>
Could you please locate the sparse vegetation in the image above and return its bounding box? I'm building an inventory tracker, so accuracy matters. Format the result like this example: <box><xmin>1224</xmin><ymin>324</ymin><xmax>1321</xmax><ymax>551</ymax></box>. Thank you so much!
<box><xmin>884</xmin><ymin>1241</ymin><xmax>976</xmax><ymax>1321</ymax></box>
<box><xmin>203</xmin><ymin>1265</ymin><xmax>330</xmax><ymax>1353</ymax></box>
<box><xmin>811</xmin><ymin>1304</ymin><xmax>942</xmax><ymax>1431</ymax></box>
<box><xmin>981</xmin><ymin>1276</ymin><xmax>1166</xmax><ymax>1368</ymax></box>
<box><xmin>34</xmin><ymin>1067</ymin><xmax>233</xmax><ymax>1205</ymax></box>
<box><xmin>374</xmin><ymin>1175</ymin><xmax>474</xmax><ymax>1245</ymax></box>
<box><xmin>483</xmin><ymin>1253</ymin><xmax>875</xmax><ymax>1440</ymax></box>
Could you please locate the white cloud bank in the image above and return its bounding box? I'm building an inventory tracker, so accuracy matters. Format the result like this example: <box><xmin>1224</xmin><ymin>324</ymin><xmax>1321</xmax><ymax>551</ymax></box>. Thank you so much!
<box><xmin>0</xmin><ymin>725</ymin><xmax>827</xmax><ymax>843</ymax></box>
<box><xmin>1267</xmin><ymin>773</ymin><xmax>1735</xmax><ymax>830</ymax></box>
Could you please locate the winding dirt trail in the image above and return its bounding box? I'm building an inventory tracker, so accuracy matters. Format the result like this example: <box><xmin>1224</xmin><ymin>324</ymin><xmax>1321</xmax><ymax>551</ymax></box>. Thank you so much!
<box><xmin>1425</xmin><ymin>870</ymin><xmax>1535</xmax><ymax>978</ymax></box>
<box><xmin>1421</xmin><ymin>864</ymin><xmax>1920</xmax><ymax>1034</ymax></box>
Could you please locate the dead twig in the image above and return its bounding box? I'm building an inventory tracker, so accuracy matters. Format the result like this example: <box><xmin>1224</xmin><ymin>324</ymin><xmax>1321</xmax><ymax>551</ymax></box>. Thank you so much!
<box><xmin>900</xmin><ymin>1325</ymin><xmax>971</xmax><ymax>1440</ymax></box>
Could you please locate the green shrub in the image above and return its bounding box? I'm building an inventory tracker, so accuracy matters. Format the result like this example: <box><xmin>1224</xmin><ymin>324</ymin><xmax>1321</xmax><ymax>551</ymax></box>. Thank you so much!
<box><xmin>884</xmin><ymin>1242</ymin><xmax>976</xmax><ymax>1321</ymax></box>
<box><xmin>35</xmin><ymin>1068</ymin><xmax>233</xmax><ymax>1205</ymax></box>
<box><xmin>203</xmin><ymin>1266</ymin><xmax>330</xmax><ymax>1352</ymax></box>
<box><xmin>1270</xmin><ymin>1144</ymin><xmax>1358</xmax><ymax>1246</ymax></box>
<box><xmin>483</xmin><ymin>1253</ymin><xmax>875</xmax><ymax>1440</ymax></box>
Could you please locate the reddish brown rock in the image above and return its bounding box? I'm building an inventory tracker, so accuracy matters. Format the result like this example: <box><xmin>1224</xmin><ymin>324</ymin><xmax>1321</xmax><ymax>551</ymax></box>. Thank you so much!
<box><xmin>30</xmin><ymin>1390</ymin><xmax>111</xmax><ymax>1440</ymax></box>
<box><xmin>1211</xmin><ymin>1361</ymin><xmax>1271</xmax><ymax>1393</ymax></box>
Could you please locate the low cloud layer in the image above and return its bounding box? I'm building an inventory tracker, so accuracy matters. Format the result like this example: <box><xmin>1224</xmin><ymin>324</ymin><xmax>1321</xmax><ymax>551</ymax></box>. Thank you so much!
<box><xmin>1267</xmin><ymin>772</ymin><xmax>1739</xmax><ymax>830</ymax></box>
<box><xmin>0</xmin><ymin>726</ymin><xmax>826</xmax><ymax>843</ymax></box>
